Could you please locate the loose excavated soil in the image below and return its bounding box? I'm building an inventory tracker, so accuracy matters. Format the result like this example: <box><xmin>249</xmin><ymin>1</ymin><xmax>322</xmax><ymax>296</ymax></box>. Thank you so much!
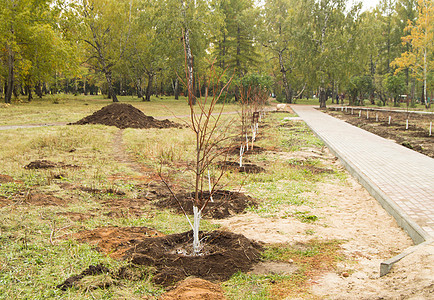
<box><xmin>70</xmin><ymin>103</ymin><xmax>183</xmax><ymax>129</ymax></box>
<box><xmin>124</xmin><ymin>230</ymin><xmax>263</xmax><ymax>286</ymax></box>
<box><xmin>57</xmin><ymin>264</ymin><xmax>110</xmax><ymax>291</ymax></box>
<box><xmin>218</xmin><ymin>161</ymin><xmax>266</xmax><ymax>174</ymax></box>
<box><xmin>160</xmin><ymin>278</ymin><xmax>227</xmax><ymax>300</ymax></box>
<box><xmin>155</xmin><ymin>190</ymin><xmax>257</xmax><ymax>219</ymax></box>
<box><xmin>24</xmin><ymin>160</ymin><xmax>79</xmax><ymax>169</ymax></box>
<box><xmin>223</xmin><ymin>145</ymin><xmax>267</xmax><ymax>156</ymax></box>
<box><xmin>70</xmin><ymin>226</ymin><xmax>164</xmax><ymax>259</ymax></box>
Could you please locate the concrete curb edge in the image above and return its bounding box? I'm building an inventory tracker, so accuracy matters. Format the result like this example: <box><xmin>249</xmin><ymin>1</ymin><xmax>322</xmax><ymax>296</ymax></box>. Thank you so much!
<box><xmin>294</xmin><ymin>107</ymin><xmax>431</xmax><ymax>276</ymax></box>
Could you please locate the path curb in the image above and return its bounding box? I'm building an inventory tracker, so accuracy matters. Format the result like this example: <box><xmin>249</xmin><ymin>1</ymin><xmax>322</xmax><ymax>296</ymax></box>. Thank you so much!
<box><xmin>292</xmin><ymin>105</ymin><xmax>431</xmax><ymax>276</ymax></box>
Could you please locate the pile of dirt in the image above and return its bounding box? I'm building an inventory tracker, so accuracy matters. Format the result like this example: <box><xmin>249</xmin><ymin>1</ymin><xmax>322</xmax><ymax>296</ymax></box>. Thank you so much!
<box><xmin>160</xmin><ymin>278</ymin><xmax>227</xmax><ymax>300</ymax></box>
<box><xmin>125</xmin><ymin>230</ymin><xmax>263</xmax><ymax>286</ymax></box>
<box><xmin>155</xmin><ymin>190</ymin><xmax>257</xmax><ymax>219</ymax></box>
<box><xmin>70</xmin><ymin>103</ymin><xmax>183</xmax><ymax>129</ymax></box>
<box><xmin>218</xmin><ymin>161</ymin><xmax>266</xmax><ymax>174</ymax></box>
<box><xmin>224</xmin><ymin>145</ymin><xmax>267</xmax><ymax>156</ymax></box>
<box><xmin>24</xmin><ymin>160</ymin><xmax>79</xmax><ymax>169</ymax></box>
<box><xmin>70</xmin><ymin>226</ymin><xmax>164</xmax><ymax>259</ymax></box>
<box><xmin>57</xmin><ymin>264</ymin><xmax>110</xmax><ymax>291</ymax></box>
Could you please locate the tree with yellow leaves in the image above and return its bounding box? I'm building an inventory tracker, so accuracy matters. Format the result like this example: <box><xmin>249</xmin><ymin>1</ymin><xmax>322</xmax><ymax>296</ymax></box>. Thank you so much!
<box><xmin>391</xmin><ymin>0</ymin><xmax>433</xmax><ymax>107</ymax></box>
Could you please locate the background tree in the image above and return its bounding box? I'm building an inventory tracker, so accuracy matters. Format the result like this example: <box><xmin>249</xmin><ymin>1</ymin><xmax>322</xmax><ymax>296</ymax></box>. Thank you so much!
<box><xmin>78</xmin><ymin>0</ymin><xmax>135</xmax><ymax>102</ymax></box>
<box><xmin>260</xmin><ymin>0</ymin><xmax>300</xmax><ymax>103</ymax></box>
<box><xmin>391</xmin><ymin>0</ymin><xmax>433</xmax><ymax>107</ymax></box>
<box><xmin>0</xmin><ymin>0</ymin><xmax>64</xmax><ymax>103</ymax></box>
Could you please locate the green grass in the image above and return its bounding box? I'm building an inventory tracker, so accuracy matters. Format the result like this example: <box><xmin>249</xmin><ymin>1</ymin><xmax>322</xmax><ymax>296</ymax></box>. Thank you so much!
<box><xmin>0</xmin><ymin>94</ymin><xmax>241</xmax><ymax>126</ymax></box>
<box><xmin>0</xmin><ymin>97</ymin><xmax>351</xmax><ymax>299</ymax></box>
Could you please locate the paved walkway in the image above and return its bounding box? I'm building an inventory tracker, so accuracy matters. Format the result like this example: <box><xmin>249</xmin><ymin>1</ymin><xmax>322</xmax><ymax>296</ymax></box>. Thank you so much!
<box><xmin>291</xmin><ymin>105</ymin><xmax>434</xmax><ymax>243</ymax></box>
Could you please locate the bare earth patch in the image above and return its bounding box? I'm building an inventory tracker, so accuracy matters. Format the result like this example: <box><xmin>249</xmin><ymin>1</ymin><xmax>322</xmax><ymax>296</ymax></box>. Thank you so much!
<box><xmin>214</xmin><ymin>148</ymin><xmax>433</xmax><ymax>298</ymax></box>
<box><xmin>70</xmin><ymin>226</ymin><xmax>164</xmax><ymax>259</ymax></box>
<box><xmin>125</xmin><ymin>230</ymin><xmax>263</xmax><ymax>286</ymax></box>
<box><xmin>160</xmin><ymin>278</ymin><xmax>228</xmax><ymax>300</ymax></box>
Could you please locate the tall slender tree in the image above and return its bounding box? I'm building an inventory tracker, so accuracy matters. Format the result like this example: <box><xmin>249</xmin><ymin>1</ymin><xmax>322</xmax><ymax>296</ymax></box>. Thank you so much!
<box><xmin>78</xmin><ymin>0</ymin><xmax>134</xmax><ymax>102</ymax></box>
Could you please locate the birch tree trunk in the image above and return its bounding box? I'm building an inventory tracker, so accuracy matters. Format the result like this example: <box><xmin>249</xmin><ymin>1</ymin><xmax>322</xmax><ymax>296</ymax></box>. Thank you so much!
<box><xmin>104</xmin><ymin>70</ymin><xmax>118</xmax><ymax>102</ymax></box>
<box><xmin>184</xmin><ymin>28</ymin><xmax>195</xmax><ymax>105</ymax></box>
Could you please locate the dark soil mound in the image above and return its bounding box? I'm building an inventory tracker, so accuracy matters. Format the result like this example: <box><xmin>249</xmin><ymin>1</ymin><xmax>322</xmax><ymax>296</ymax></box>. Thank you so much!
<box><xmin>224</xmin><ymin>145</ymin><xmax>267</xmax><ymax>155</ymax></box>
<box><xmin>125</xmin><ymin>230</ymin><xmax>263</xmax><ymax>286</ymax></box>
<box><xmin>155</xmin><ymin>190</ymin><xmax>257</xmax><ymax>219</ymax></box>
<box><xmin>57</xmin><ymin>264</ymin><xmax>110</xmax><ymax>291</ymax></box>
<box><xmin>70</xmin><ymin>103</ymin><xmax>182</xmax><ymax>129</ymax></box>
<box><xmin>24</xmin><ymin>160</ymin><xmax>79</xmax><ymax>169</ymax></box>
<box><xmin>218</xmin><ymin>161</ymin><xmax>265</xmax><ymax>174</ymax></box>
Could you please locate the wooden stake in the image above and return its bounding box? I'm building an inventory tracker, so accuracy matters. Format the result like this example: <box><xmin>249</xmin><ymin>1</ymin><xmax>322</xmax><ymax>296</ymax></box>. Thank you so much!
<box><xmin>388</xmin><ymin>116</ymin><xmax>391</xmax><ymax>125</ymax></box>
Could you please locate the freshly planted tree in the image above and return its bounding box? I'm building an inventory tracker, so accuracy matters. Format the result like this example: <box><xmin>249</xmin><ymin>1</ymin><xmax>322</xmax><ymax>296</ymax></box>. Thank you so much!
<box><xmin>237</xmin><ymin>73</ymin><xmax>272</xmax><ymax>166</ymax></box>
<box><xmin>161</xmin><ymin>59</ymin><xmax>233</xmax><ymax>255</ymax></box>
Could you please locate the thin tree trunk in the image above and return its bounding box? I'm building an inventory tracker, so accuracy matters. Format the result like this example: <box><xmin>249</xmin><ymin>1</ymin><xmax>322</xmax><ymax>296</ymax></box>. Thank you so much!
<box><xmin>5</xmin><ymin>46</ymin><xmax>14</xmax><ymax>104</ymax></box>
<box><xmin>319</xmin><ymin>86</ymin><xmax>327</xmax><ymax>109</ymax></box>
<box><xmin>423</xmin><ymin>48</ymin><xmax>428</xmax><ymax>108</ymax></box>
<box><xmin>26</xmin><ymin>85</ymin><xmax>33</xmax><ymax>102</ymax></box>
<box><xmin>145</xmin><ymin>73</ymin><xmax>153</xmax><ymax>102</ymax></box>
<box><xmin>184</xmin><ymin>28</ymin><xmax>195</xmax><ymax>105</ymax></box>
<box><xmin>35</xmin><ymin>82</ymin><xmax>43</xmax><ymax>98</ymax></box>
<box><xmin>105</xmin><ymin>70</ymin><xmax>118</xmax><ymax>102</ymax></box>
<box><xmin>278</xmin><ymin>50</ymin><xmax>292</xmax><ymax>104</ymax></box>
<box><xmin>83</xmin><ymin>76</ymin><xmax>87</xmax><ymax>95</ymax></box>
<box><xmin>173</xmin><ymin>78</ymin><xmax>179</xmax><ymax>100</ymax></box>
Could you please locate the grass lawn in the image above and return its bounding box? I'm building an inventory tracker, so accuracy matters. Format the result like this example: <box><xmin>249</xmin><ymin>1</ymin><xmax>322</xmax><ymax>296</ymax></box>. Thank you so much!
<box><xmin>0</xmin><ymin>96</ymin><xmax>352</xmax><ymax>299</ymax></box>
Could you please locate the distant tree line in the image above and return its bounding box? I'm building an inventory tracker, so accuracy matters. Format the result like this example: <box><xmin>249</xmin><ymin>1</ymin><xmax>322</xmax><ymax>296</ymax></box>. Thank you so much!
<box><xmin>0</xmin><ymin>0</ymin><xmax>432</xmax><ymax>107</ymax></box>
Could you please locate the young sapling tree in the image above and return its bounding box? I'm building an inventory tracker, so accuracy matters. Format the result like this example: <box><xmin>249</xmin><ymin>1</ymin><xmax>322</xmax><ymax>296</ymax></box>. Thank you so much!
<box><xmin>160</xmin><ymin>56</ymin><xmax>233</xmax><ymax>255</ymax></box>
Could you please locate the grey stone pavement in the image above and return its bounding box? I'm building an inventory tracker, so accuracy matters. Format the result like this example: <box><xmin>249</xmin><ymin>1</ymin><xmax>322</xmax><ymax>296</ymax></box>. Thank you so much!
<box><xmin>291</xmin><ymin>105</ymin><xmax>434</xmax><ymax>243</ymax></box>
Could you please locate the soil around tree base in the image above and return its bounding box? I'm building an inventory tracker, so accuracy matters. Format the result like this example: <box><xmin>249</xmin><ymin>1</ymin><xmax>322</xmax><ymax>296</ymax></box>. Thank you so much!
<box><xmin>155</xmin><ymin>190</ymin><xmax>257</xmax><ymax>219</ymax></box>
<box><xmin>124</xmin><ymin>230</ymin><xmax>263</xmax><ymax>286</ymax></box>
<box><xmin>218</xmin><ymin>161</ymin><xmax>266</xmax><ymax>173</ymax></box>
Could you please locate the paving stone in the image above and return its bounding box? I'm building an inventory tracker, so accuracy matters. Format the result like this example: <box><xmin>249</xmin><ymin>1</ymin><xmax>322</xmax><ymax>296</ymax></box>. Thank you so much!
<box><xmin>291</xmin><ymin>105</ymin><xmax>434</xmax><ymax>242</ymax></box>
